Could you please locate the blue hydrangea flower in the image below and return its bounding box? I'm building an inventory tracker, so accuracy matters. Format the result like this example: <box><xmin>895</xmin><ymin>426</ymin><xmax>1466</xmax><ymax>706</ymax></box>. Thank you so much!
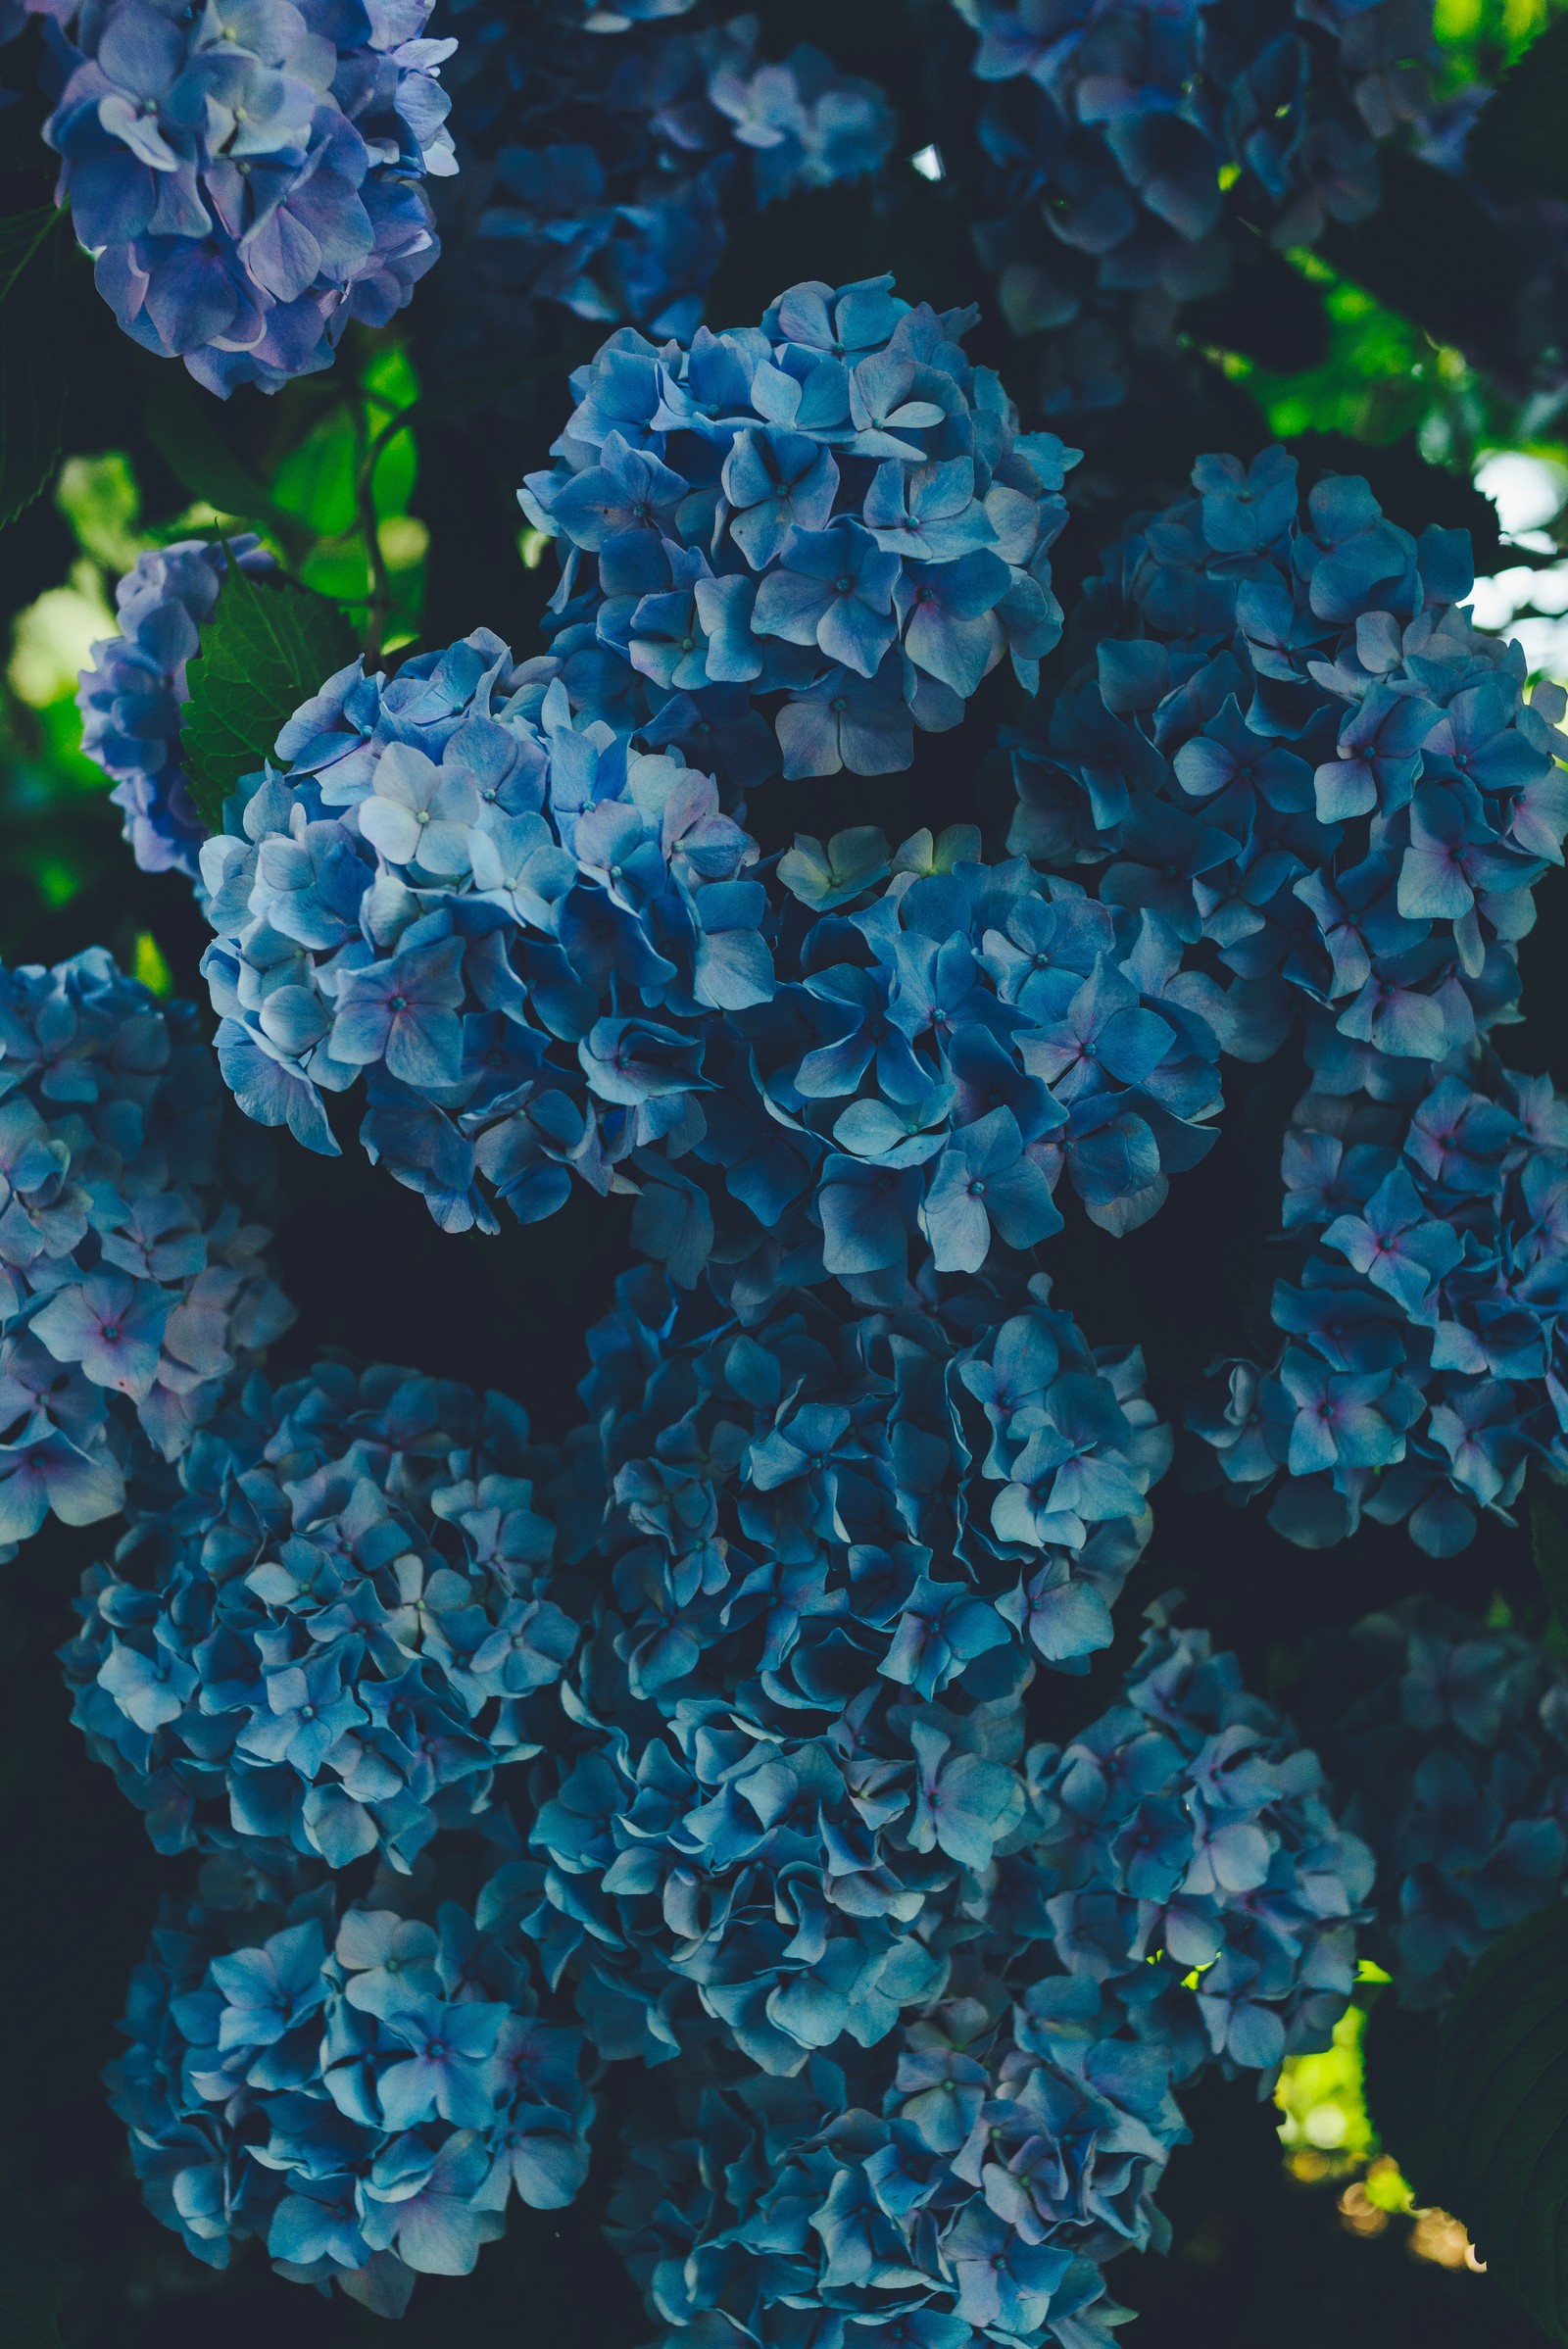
<box><xmin>108</xmin><ymin>1861</ymin><xmax>595</xmax><ymax>2316</ymax></box>
<box><xmin>519</xmin><ymin>273</ymin><xmax>1078</xmax><ymax>782</ymax></box>
<box><xmin>62</xmin><ymin>1354</ymin><xmax>577</xmax><ymax>1868</ymax></box>
<box><xmin>603</xmin><ymin>1607</ymin><xmax>1368</xmax><ymax>2348</ymax></box>
<box><xmin>38</xmin><ymin>0</ymin><xmax>456</xmax><ymax>392</ymax></box>
<box><xmin>0</xmin><ymin>950</ymin><xmax>292</xmax><ymax>1560</ymax></box>
<box><xmin>607</xmin><ymin>2022</ymin><xmax>1152</xmax><ymax>2349</ymax></box>
<box><xmin>1188</xmin><ymin>1056</ymin><xmax>1568</xmax><ymax>1554</ymax></box>
<box><xmin>946</xmin><ymin>0</ymin><xmax>1434</xmax><ymax>423</ymax></box>
<box><xmin>1029</xmin><ymin>1609</ymin><xmax>1374</xmax><ymax>2083</ymax></box>
<box><xmin>513</xmin><ymin>1261</ymin><xmax>1168</xmax><ymax>2074</ymax></box>
<box><xmin>425</xmin><ymin>5</ymin><xmax>895</xmax><ymax>398</ymax></box>
<box><xmin>1013</xmin><ymin>451</ymin><xmax>1568</xmax><ymax>1084</ymax></box>
<box><xmin>1299</xmin><ymin>1596</ymin><xmax>1568</xmax><ymax>2009</ymax></box>
<box><xmin>196</xmin><ymin>630</ymin><xmax>1230</xmax><ymax>1259</ymax></box>
<box><xmin>78</xmin><ymin>535</ymin><xmax>273</xmax><ymax>877</ymax></box>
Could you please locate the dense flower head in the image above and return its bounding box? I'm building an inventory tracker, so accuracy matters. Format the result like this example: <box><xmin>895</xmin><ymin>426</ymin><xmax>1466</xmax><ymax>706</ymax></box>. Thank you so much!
<box><xmin>1030</xmin><ymin>1613</ymin><xmax>1373</xmax><ymax>2082</ymax></box>
<box><xmin>427</xmin><ymin>4</ymin><xmax>895</xmax><ymax>394</ymax></box>
<box><xmin>1011</xmin><ymin>450</ymin><xmax>1568</xmax><ymax>1088</ymax></box>
<box><xmin>607</xmin><ymin>2005</ymin><xmax>1165</xmax><ymax>2349</ymax></box>
<box><xmin>63</xmin><ymin>1353</ymin><xmax>578</xmax><ymax>1868</ymax></box>
<box><xmin>1188</xmin><ymin>1054</ymin><xmax>1568</xmax><ymax>1554</ymax></box>
<box><xmin>37</xmin><ymin>0</ymin><xmax>456</xmax><ymax>392</ymax></box>
<box><xmin>1298</xmin><ymin>1596</ymin><xmax>1568</xmax><ymax>2008</ymax></box>
<box><xmin>198</xmin><ymin>629</ymin><xmax>1231</xmax><ymax>1259</ymax></box>
<box><xmin>0</xmin><ymin>949</ymin><xmax>291</xmax><ymax>1559</ymax></box>
<box><xmin>602</xmin><ymin>1610</ymin><xmax>1367</xmax><ymax>2349</ymax></box>
<box><xmin>515</xmin><ymin>1262</ymin><xmax>1167</xmax><ymax>2075</ymax></box>
<box><xmin>108</xmin><ymin>1859</ymin><xmax>595</xmax><ymax>2316</ymax></box>
<box><xmin>518</xmin><ymin>273</ymin><xmax>1078</xmax><ymax>783</ymax></box>
<box><xmin>948</xmin><ymin>0</ymin><xmax>1434</xmax><ymax>423</ymax></box>
<box><xmin>78</xmin><ymin>534</ymin><xmax>273</xmax><ymax>878</ymax></box>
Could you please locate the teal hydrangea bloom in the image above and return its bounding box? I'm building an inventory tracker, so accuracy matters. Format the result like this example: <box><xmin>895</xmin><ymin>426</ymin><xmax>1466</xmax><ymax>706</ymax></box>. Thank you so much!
<box><xmin>1188</xmin><ymin>1055</ymin><xmax>1568</xmax><ymax>1554</ymax></box>
<box><xmin>1013</xmin><ymin>450</ymin><xmax>1568</xmax><ymax>1086</ymax></box>
<box><xmin>63</xmin><ymin>1354</ymin><xmax>578</xmax><ymax>1868</ymax></box>
<box><xmin>109</xmin><ymin>1858</ymin><xmax>595</xmax><ymax>2316</ymax></box>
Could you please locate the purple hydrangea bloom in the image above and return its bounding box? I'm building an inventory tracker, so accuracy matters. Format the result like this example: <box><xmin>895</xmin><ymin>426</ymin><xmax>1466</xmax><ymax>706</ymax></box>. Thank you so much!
<box><xmin>77</xmin><ymin>534</ymin><xmax>272</xmax><ymax>878</ymax></box>
<box><xmin>37</xmin><ymin>0</ymin><xmax>457</xmax><ymax>392</ymax></box>
<box><xmin>0</xmin><ymin>949</ymin><xmax>292</xmax><ymax>1559</ymax></box>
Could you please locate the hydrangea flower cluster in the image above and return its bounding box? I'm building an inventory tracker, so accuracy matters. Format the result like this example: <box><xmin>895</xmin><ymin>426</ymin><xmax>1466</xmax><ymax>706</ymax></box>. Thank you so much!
<box><xmin>1032</xmin><ymin>1615</ymin><xmax>1372</xmax><ymax>2080</ymax></box>
<box><xmin>0</xmin><ymin>950</ymin><xmax>292</xmax><ymax>1558</ymax></box>
<box><xmin>517</xmin><ymin>1263</ymin><xmax>1168</xmax><ymax>2074</ymax></box>
<box><xmin>603</xmin><ymin>1611</ymin><xmax>1370</xmax><ymax>2349</ymax></box>
<box><xmin>1298</xmin><ymin>1596</ymin><xmax>1568</xmax><ymax>2008</ymax></box>
<box><xmin>427</xmin><ymin>6</ymin><xmax>895</xmax><ymax>393</ymax></box>
<box><xmin>63</xmin><ymin>1352</ymin><xmax>578</xmax><ymax>1869</ymax></box>
<box><xmin>195</xmin><ymin>619</ymin><xmax>1230</xmax><ymax>1256</ymax></box>
<box><xmin>109</xmin><ymin>1863</ymin><xmax>595</xmax><ymax>2315</ymax></box>
<box><xmin>1188</xmin><ymin>1055</ymin><xmax>1568</xmax><ymax>1554</ymax></box>
<box><xmin>78</xmin><ymin>534</ymin><xmax>273</xmax><ymax>880</ymax></box>
<box><xmin>519</xmin><ymin>273</ymin><xmax>1078</xmax><ymax>782</ymax></box>
<box><xmin>1012</xmin><ymin>450</ymin><xmax>1568</xmax><ymax>1088</ymax></box>
<box><xmin>35</xmin><ymin>0</ymin><xmax>457</xmax><ymax>393</ymax></box>
<box><xmin>947</xmin><ymin>0</ymin><xmax>1435</xmax><ymax>421</ymax></box>
<box><xmin>608</xmin><ymin>2014</ymin><xmax>1161</xmax><ymax>2349</ymax></box>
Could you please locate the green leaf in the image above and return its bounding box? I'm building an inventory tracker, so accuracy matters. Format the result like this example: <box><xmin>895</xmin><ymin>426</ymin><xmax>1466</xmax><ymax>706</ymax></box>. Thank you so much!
<box><xmin>0</xmin><ymin>2193</ymin><xmax>67</xmax><ymax>2347</ymax></box>
<box><xmin>1467</xmin><ymin>16</ymin><xmax>1568</xmax><ymax>199</ymax></box>
<box><xmin>181</xmin><ymin>563</ymin><xmax>358</xmax><ymax>830</ymax></box>
<box><xmin>1359</xmin><ymin>1997</ymin><xmax>1444</xmax><ymax>2207</ymax></box>
<box><xmin>141</xmin><ymin>369</ymin><xmax>281</xmax><ymax>527</ymax></box>
<box><xmin>0</xmin><ymin>210</ymin><xmax>67</xmax><ymax>529</ymax></box>
<box><xmin>0</xmin><ymin>206</ymin><xmax>58</xmax><ymax>305</ymax></box>
<box><xmin>1421</xmin><ymin>1897</ymin><xmax>1568</xmax><ymax>2336</ymax></box>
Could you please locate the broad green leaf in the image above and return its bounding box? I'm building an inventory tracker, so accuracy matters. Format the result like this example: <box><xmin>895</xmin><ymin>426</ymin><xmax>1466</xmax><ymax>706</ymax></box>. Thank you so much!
<box><xmin>0</xmin><ymin>214</ymin><xmax>66</xmax><ymax>528</ymax></box>
<box><xmin>1420</xmin><ymin>1897</ymin><xmax>1568</xmax><ymax>2335</ymax></box>
<box><xmin>182</xmin><ymin>562</ymin><xmax>358</xmax><ymax>830</ymax></box>
<box><xmin>1467</xmin><ymin>16</ymin><xmax>1568</xmax><ymax>198</ymax></box>
<box><xmin>1358</xmin><ymin>1996</ymin><xmax>1444</xmax><ymax>2207</ymax></box>
<box><xmin>142</xmin><ymin>370</ymin><xmax>279</xmax><ymax>526</ymax></box>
